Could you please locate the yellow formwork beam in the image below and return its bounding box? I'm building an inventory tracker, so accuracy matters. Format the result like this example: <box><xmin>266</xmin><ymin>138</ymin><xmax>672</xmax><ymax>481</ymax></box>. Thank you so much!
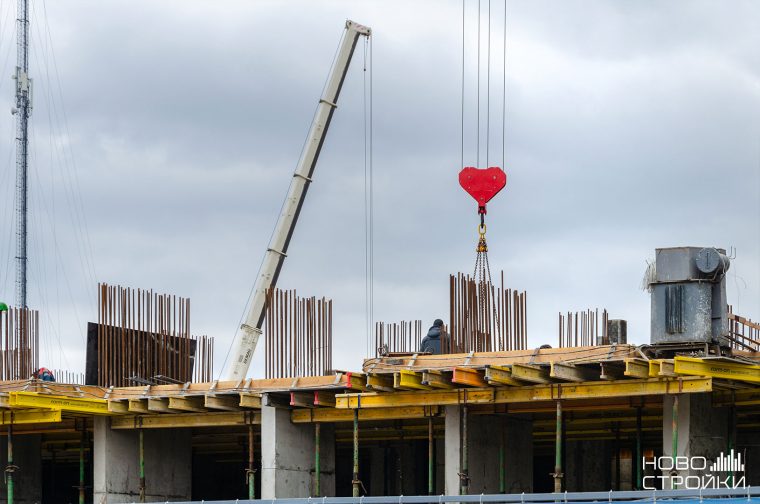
<box><xmin>335</xmin><ymin>377</ymin><xmax>712</xmax><ymax>409</ymax></box>
<box><xmin>9</xmin><ymin>392</ymin><xmax>110</xmax><ymax>415</ymax></box>
<box><xmin>0</xmin><ymin>409</ymin><xmax>62</xmax><ymax>424</ymax></box>
<box><xmin>485</xmin><ymin>365</ymin><xmax>522</xmax><ymax>386</ymax></box>
<box><xmin>111</xmin><ymin>411</ymin><xmax>260</xmax><ymax>429</ymax></box>
<box><xmin>395</xmin><ymin>370</ymin><xmax>432</xmax><ymax>391</ymax></box>
<box><xmin>511</xmin><ymin>363</ymin><xmax>552</xmax><ymax>384</ymax></box>
<box><xmin>624</xmin><ymin>359</ymin><xmax>650</xmax><ymax>379</ymax></box>
<box><xmin>675</xmin><ymin>356</ymin><xmax>760</xmax><ymax>384</ymax></box>
<box><xmin>292</xmin><ymin>405</ymin><xmax>438</xmax><ymax>423</ymax></box>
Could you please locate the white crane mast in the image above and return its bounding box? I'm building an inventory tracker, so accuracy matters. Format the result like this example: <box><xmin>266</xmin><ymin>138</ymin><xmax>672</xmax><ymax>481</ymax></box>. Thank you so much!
<box><xmin>225</xmin><ymin>20</ymin><xmax>371</xmax><ymax>380</ymax></box>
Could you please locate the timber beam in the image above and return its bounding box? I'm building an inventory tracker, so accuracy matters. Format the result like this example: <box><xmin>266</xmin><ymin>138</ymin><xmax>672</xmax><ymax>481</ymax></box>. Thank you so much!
<box><xmin>292</xmin><ymin>406</ymin><xmax>439</xmax><ymax>423</ymax></box>
<box><xmin>9</xmin><ymin>392</ymin><xmax>111</xmax><ymax>415</ymax></box>
<box><xmin>204</xmin><ymin>395</ymin><xmax>243</xmax><ymax>411</ymax></box>
<box><xmin>484</xmin><ymin>365</ymin><xmax>522</xmax><ymax>386</ymax></box>
<box><xmin>511</xmin><ymin>363</ymin><xmax>553</xmax><ymax>384</ymax></box>
<box><xmin>111</xmin><ymin>411</ymin><xmax>260</xmax><ymax>429</ymax></box>
<box><xmin>239</xmin><ymin>393</ymin><xmax>262</xmax><ymax>409</ymax></box>
<box><xmin>422</xmin><ymin>370</ymin><xmax>454</xmax><ymax>389</ymax></box>
<box><xmin>335</xmin><ymin>377</ymin><xmax>713</xmax><ymax>409</ymax></box>
<box><xmin>395</xmin><ymin>370</ymin><xmax>432</xmax><ymax>391</ymax></box>
<box><xmin>128</xmin><ymin>399</ymin><xmax>150</xmax><ymax>414</ymax></box>
<box><xmin>168</xmin><ymin>396</ymin><xmax>207</xmax><ymax>413</ymax></box>
<box><xmin>366</xmin><ymin>373</ymin><xmax>394</xmax><ymax>392</ymax></box>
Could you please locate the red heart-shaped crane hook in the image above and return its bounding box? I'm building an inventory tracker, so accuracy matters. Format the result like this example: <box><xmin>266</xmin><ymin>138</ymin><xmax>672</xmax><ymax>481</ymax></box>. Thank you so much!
<box><xmin>459</xmin><ymin>166</ymin><xmax>507</xmax><ymax>213</ymax></box>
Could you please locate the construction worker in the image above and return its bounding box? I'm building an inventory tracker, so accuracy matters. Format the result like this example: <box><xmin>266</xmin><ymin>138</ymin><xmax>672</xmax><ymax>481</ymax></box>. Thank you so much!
<box><xmin>32</xmin><ymin>368</ymin><xmax>56</xmax><ymax>382</ymax></box>
<box><xmin>420</xmin><ymin>319</ymin><xmax>446</xmax><ymax>354</ymax></box>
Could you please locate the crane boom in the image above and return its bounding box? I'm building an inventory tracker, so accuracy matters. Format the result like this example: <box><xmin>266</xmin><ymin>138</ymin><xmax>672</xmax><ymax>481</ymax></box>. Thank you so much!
<box><xmin>225</xmin><ymin>20</ymin><xmax>371</xmax><ymax>380</ymax></box>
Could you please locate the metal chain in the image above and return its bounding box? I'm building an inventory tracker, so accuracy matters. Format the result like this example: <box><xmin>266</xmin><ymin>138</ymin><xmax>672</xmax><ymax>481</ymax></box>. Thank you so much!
<box><xmin>472</xmin><ymin>225</ymin><xmax>501</xmax><ymax>352</ymax></box>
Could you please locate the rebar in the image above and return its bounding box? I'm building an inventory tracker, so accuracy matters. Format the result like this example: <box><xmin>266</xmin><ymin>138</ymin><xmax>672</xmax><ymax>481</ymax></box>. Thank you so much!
<box><xmin>558</xmin><ymin>308</ymin><xmax>609</xmax><ymax>347</ymax></box>
<box><xmin>0</xmin><ymin>306</ymin><xmax>38</xmax><ymax>380</ymax></box>
<box><xmin>96</xmin><ymin>283</ymin><xmax>213</xmax><ymax>386</ymax></box>
<box><xmin>448</xmin><ymin>271</ymin><xmax>527</xmax><ymax>354</ymax></box>
<box><xmin>374</xmin><ymin>320</ymin><xmax>423</xmax><ymax>356</ymax></box>
<box><xmin>727</xmin><ymin>306</ymin><xmax>760</xmax><ymax>351</ymax></box>
<box><xmin>264</xmin><ymin>288</ymin><xmax>332</xmax><ymax>379</ymax></box>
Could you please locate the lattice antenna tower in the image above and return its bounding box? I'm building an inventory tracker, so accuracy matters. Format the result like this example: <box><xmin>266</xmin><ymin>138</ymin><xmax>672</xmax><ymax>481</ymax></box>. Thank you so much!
<box><xmin>13</xmin><ymin>0</ymin><xmax>31</xmax><ymax>308</ymax></box>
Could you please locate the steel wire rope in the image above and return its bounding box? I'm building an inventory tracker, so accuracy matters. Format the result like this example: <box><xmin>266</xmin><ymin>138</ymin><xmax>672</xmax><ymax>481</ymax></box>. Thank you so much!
<box><xmin>486</xmin><ymin>0</ymin><xmax>491</xmax><ymax>167</ymax></box>
<box><xmin>502</xmin><ymin>0</ymin><xmax>507</xmax><ymax>169</ymax></box>
<box><xmin>476</xmin><ymin>0</ymin><xmax>481</xmax><ymax>167</ymax></box>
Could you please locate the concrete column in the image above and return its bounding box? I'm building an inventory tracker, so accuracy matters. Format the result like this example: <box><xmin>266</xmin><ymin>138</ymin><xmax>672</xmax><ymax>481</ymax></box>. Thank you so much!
<box><xmin>565</xmin><ymin>440</ymin><xmax>610</xmax><ymax>491</ymax></box>
<box><xmin>662</xmin><ymin>393</ymin><xmax>730</xmax><ymax>488</ymax></box>
<box><xmin>444</xmin><ymin>407</ymin><xmax>533</xmax><ymax>494</ymax></box>
<box><xmin>0</xmin><ymin>434</ymin><xmax>42</xmax><ymax>504</ymax></box>
<box><xmin>93</xmin><ymin>417</ymin><xmax>191</xmax><ymax>502</ymax></box>
<box><xmin>260</xmin><ymin>405</ymin><xmax>335</xmax><ymax>498</ymax></box>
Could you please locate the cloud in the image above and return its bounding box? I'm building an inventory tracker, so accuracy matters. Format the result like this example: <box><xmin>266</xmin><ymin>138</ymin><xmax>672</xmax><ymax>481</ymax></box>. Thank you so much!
<box><xmin>0</xmin><ymin>0</ymin><xmax>757</xmax><ymax>378</ymax></box>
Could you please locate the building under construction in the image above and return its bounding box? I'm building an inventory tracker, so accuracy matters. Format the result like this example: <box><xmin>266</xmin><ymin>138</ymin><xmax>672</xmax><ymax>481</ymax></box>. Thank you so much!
<box><xmin>0</xmin><ymin>247</ymin><xmax>758</xmax><ymax>503</ymax></box>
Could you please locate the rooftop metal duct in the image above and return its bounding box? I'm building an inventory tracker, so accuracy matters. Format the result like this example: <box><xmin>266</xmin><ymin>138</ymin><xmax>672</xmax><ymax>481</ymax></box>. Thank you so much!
<box><xmin>648</xmin><ymin>247</ymin><xmax>730</xmax><ymax>346</ymax></box>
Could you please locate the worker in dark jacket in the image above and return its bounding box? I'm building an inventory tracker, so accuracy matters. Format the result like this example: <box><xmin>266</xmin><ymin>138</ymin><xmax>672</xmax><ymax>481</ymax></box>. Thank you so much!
<box><xmin>420</xmin><ymin>319</ymin><xmax>446</xmax><ymax>354</ymax></box>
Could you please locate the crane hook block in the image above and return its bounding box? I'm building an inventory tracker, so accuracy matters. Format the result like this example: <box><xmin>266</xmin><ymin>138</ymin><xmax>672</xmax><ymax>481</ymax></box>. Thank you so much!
<box><xmin>458</xmin><ymin>166</ymin><xmax>507</xmax><ymax>214</ymax></box>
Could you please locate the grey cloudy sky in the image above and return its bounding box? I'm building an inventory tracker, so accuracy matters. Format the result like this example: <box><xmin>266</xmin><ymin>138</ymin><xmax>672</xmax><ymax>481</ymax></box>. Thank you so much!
<box><xmin>0</xmin><ymin>0</ymin><xmax>758</xmax><ymax>378</ymax></box>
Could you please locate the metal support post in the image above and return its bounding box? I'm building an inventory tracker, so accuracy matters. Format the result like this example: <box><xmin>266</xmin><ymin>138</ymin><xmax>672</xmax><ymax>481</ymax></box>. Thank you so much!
<box><xmin>460</xmin><ymin>405</ymin><xmax>469</xmax><ymax>495</ymax></box>
<box><xmin>247</xmin><ymin>424</ymin><xmax>255</xmax><ymax>500</ymax></box>
<box><xmin>671</xmin><ymin>395</ymin><xmax>679</xmax><ymax>489</ymax></box>
<box><xmin>79</xmin><ymin>420</ymin><xmax>86</xmax><ymax>504</ymax></box>
<box><xmin>352</xmin><ymin>409</ymin><xmax>360</xmax><ymax>497</ymax></box>
<box><xmin>6</xmin><ymin>415</ymin><xmax>14</xmax><ymax>504</ymax></box>
<box><xmin>499</xmin><ymin>423</ymin><xmax>505</xmax><ymax>493</ymax></box>
<box><xmin>553</xmin><ymin>401</ymin><xmax>563</xmax><ymax>493</ymax></box>
<box><xmin>614</xmin><ymin>423</ymin><xmax>621</xmax><ymax>491</ymax></box>
<box><xmin>428</xmin><ymin>416</ymin><xmax>434</xmax><ymax>495</ymax></box>
<box><xmin>315</xmin><ymin>423</ymin><xmax>321</xmax><ymax>497</ymax></box>
<box><xmin>138</xmin><ymin>427</ymin><xmax>145</xmax><ymax>502</ymax></box>
<box><xmin>636</xmin><ymin>407</ymin><xmax>642</xmax><ymax>490</ymax></box>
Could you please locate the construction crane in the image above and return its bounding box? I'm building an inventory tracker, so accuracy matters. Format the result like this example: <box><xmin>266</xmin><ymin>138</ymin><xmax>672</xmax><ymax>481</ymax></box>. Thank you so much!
<box><xmin>225</xmin><ymin>20</ymin><xmax>371</xmax><ymax>380</ymax></box>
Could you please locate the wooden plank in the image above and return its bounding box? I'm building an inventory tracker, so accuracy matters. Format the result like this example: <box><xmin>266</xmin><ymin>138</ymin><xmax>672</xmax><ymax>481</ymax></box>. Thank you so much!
<box><xmin>108</xmin><ymin>400</ymin><xmax>130</xmax><ymax>414</ymax></box>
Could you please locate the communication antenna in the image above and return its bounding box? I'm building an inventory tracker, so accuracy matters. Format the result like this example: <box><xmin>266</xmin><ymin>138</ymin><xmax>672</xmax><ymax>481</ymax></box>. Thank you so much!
<box><xmin>12</xmin><ymin>0</ymin><xmax>31</xmax><ymax>308</ymax></box>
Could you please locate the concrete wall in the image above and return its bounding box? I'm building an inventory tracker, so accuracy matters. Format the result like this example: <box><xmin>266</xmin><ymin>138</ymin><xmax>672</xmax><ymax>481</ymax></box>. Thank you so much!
<box><xmin>566</xmin><ymin>440</ymin><xmax>610</xmax><ymax>491</ymax></box>
<box><xmin>0</xmin><ymin>434</ymin><xmax>42</xmax><ymax>504</ymax></box>
<box><xmin>662</xmin><ymin>393</ymin><xmax>730</xmax><ymax>488</ymax></box>
<box><xmin>444</xmin><ymin>407</ymin><xmax>533</xmax><ymax>495</ymax></box>
<box><xmin>260</xmin><ymin>405</ymin><xmax>335</xmax><ymax>498</ymax></box>
<box><xmin>93</xmin><ymin>417</ymin><xmax>192</xmax><ymax>502</ymax></box>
